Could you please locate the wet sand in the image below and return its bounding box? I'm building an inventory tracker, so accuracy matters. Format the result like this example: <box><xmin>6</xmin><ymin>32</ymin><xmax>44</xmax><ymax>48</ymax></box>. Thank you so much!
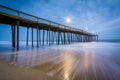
<box><xmin>0</xmin><ymin>42</ymin><xmax>120</xmax><ymax>80</ymax></box>
<box><xmin>0</xmin><ymin>58</ymin><xmax>57</xmax><ymax>80</ymax></box>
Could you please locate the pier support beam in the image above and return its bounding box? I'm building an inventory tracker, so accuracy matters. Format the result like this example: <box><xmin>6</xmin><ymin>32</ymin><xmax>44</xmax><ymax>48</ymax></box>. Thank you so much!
<box><xmin>47</xmin><ymin>30</ymin><xmax>48</xmax><ymax>45</ymax></box>
<box><xmin>55</xmin><ymin>32</ymin><xmax>57</xmax><ymax>44</ymax></box>
<box><xmin>31</xmin><ymin>27</ymin><xmax>34</xmax><ymax>47</ymax></box>
<box><xmin>39</xmin><ymin>29</ymin><xmax>41</xmax><ymax>46</ymax></box>
<box><xmin>60</xmin><ymin>32</ymin><xmax>62</xmax><ymax>44</ymax></box>
<box><xmin>70</xmin><ymin>33</ymin><xmax>72</xmax><ymax>43</ymax></box>
<box><xmin>49</xmin><ymin>28</ymin><xmax>50</xmax><ymax>46</ymax></box>
<box><xmin>11</xmin><ymin>25</ymin><xmax>15</xmax><ymax>48</ymax></box>
<box><xmin>97</xmin><ymin>35</ymin><xmax>98</xmax><ymax>41</ymax></box>
<box><xmin>52</xmin><ymin>31</ymin><xmax>54</xmax><ymax>45</ymax></box>
<box><xmin>37</xmin><ymin>26</ymin><xmax>39</xmax><ymax>47</ymax></box>
<box><xmin>67</xmin><ymin>32</ymin><xmax>70</xmax><ymax>44</ymax></box>
<box><xmin>64</xmin><ymin>32</ymin><xmax>66</xmax><ymax>44</ymax></box>
<box><xmin>42</xmin><ymin>29</ymin><xmax>45</xmax><ymax>46</ymax></box>
<box><xmin>26</xmin><ymin>27</ymin><xmax>29</xmax><ymax>46</ymax></box>
<box><xmin>16</xmin><ymin>21</ymin><xmax>19</xmax><ymax>50</ymax></box>
<box><xmin>58</xmin><ymin>31</ymin><xmax>60</xmax><ymax>45</ymax></box>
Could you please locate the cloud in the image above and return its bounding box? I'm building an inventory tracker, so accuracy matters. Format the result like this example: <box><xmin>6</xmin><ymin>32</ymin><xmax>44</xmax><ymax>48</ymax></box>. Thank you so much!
<box><xmin>94</xmin><ymin>17</ymin><xmax>120</xmax><ymax>32</ymax></box>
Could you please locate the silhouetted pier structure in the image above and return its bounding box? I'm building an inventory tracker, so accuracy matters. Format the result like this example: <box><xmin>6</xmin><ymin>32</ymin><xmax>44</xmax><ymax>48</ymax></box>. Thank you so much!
<box><xmin>0</xmin><ymin>5</ymin><xmax>98</xmax><ymax>50</ymax></box>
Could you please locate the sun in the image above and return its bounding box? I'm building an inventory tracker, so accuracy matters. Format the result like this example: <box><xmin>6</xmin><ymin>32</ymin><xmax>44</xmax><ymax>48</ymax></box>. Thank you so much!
<box><xmin>65</xmin><ymin>17</ymin><xmax>71</xmax><ymax>24</ymax></box>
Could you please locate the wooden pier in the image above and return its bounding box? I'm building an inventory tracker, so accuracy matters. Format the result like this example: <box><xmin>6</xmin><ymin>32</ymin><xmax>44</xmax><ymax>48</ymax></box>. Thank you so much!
<box><xmin>0</xmin><ymin>5</ymin><xmax>98</xmax><ymax>50</ymax></box>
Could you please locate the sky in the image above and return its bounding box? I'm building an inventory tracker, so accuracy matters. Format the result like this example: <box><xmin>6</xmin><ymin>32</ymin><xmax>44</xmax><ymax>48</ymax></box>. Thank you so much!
<box><xmin>0</xmin><ymin>0</ymin><xmax>120</xmax><ymax>41</ymax></box>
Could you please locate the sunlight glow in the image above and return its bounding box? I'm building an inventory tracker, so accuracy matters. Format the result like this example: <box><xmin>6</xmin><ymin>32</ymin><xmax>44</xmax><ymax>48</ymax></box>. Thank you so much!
<box><xmin>65</xmin><ymin>17</ymin><xmax>71</xmax><ymax>24</ymax></box>
<box><xmin>85</xmin><ymin>27</ymin><xmax>88</xmax><ymax>31</ymax></box>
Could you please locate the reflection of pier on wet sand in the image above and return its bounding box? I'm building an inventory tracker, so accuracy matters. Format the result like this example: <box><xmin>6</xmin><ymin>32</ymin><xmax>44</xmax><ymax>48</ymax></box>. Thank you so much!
<box><xmin>0</xmin><ymin>42</ymin><xmax>120</xmax><ymax>80</ymax></box>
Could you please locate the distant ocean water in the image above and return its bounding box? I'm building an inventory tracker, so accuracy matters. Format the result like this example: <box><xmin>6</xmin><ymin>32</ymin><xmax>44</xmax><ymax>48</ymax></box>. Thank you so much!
<box><xmin>0</xmin><ymin>39</ymin><xmax>120</xmax><ymax>45</ymax></box>
<box><xmin>99</xmin><ymin>39</ymin><xmax>120</xmax><ymax>42</ymax></box>
<box><xmin>0</xmin><ymin>41</ymin><xmax>59</xmax><ymax>46</ymax></box>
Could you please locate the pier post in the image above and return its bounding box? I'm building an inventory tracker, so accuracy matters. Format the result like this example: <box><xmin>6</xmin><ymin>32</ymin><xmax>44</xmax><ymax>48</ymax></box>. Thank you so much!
<box><xmin>86</xmin><ymin>36</ymin><xmax>88</xmax><ymax>42</ymax></box>
<box><xmin>61</xmin><ymin>32</ymin><xmax>63</xmax><ymax>44</ymax></box>
<box><xmin>16</xmin><ymin>21</ymin><xmax>19</xmax><ymax>50</ymax></box>
<box><xmin>11</xmin><ymin>25</ymin><xmax>15</xmax><ymax>48</ymax></box>
<box><xmin>39</xmin><ymin>29</ymin><xmax>41</xmax><ymax>46</ymax></box>
<box><xmin>47</xmin><ymin>29</ymin><xmax>48</xmax><ymax>45</ymax></box>
<box><xmin>75</xmin><ymin>34</ymin><xmax>77</xmax><ymax>42</ymax></box>
<box><xmin>67</xmin><ymin>32</ymin><xmax>70</xmax><ymax>44</ymax></box>
<box><xmin>97</xmin><ymin>35</ymin><xmax>98</xmax><ymax>41</ymax></box>
<box><xmin>83</xmin><ymin>36</ymin><xmax>85</xmax><ymax>42</ymax></box>
<box><xmin>55</xmin><ymin>32</ymin><xmax>57</xmax><ymax>44</ymax></box>
<box><xmin>13</xmin><ymin>25</ymin><xmax>16</xmax><ymax>48</ymax></box>
<box><xmin>73</xmin><ymin>33</ymin><xmax>75</xmax><ymax>43</ymax></box>
<box><xmin>49</xmin><ymin>28</ymin><xmax>50</xmax><ymax>46</ymax></box>
<box><xmin>37</xmin><ymin>26</ymin><xmax>39</xmax><ymax>47</ymax></box>
<box><xmin>66</xmin><ymin>32</ymin><xmax>68</xmax><ymax>44</ymax></box>
<box><xmin>94</xmin><ymin>36</ymin><xmax>95</xmax><ymax>41</ymax></box>
<box><xmin>52</xmin><ymin>31</ymin><xmax>54</xmax><ymax>45</ymax></box>
<box><xmin>26</xmin><ymin>27</ymin><xmax>29</xmax><ymax>46</ymax></box>
<box><xmin>90</xmin><ymin>36</ymin><xmax>92</xmax><ymax>42</ymax></box>
<box><xmin>43</xmin><ymin>29</ymin><xmax>44</xmax><ymax>46</ymax></box>
<box><xmin>31</xmin><ymin>27</ymin><xmax>34</xmax><ymax>47</ymax></box>
<box><xmin>64</xmin><ymin>32</ymin><xmax>66</xmax><ymax>44</ymax></box>
<box><xmin>77</xmin><ymin>34</ymin><xmax>79</xmax><ymax>42</ymax></box>
<box><xmin>70</xmin><ymin>33</ymin><xmax>72</xmax><ymax>43</ymax></box>
<box><xmin>58</xmin><ymin>31</ymin><xmax>60</xmax><ymax>45</ymax></box>
<box><xmin>11</xmin><ymin>25</ymin><xmax>13</xmax><ymax>47</ymax></box>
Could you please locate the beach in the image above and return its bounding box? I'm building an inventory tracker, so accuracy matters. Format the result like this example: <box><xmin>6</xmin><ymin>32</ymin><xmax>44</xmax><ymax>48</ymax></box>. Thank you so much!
<box><xmin>0</xmin><ymin>42</ymin><xmax>120</xmax><ymax>80</ymax></box>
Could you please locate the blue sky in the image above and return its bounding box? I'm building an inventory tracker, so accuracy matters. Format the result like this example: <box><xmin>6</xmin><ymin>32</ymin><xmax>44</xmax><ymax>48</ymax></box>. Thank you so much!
<box><xmin>0</xmin><ymin>0</ymin><xmax>120</xmax><ymax>40</ymax></box>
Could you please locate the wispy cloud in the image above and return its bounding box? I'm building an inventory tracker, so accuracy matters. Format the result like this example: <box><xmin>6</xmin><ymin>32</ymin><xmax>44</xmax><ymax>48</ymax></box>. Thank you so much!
<box><xmin>94</xmin><ymin>17</ymin><xmax>120</xmax><ymax>32</ymax></box>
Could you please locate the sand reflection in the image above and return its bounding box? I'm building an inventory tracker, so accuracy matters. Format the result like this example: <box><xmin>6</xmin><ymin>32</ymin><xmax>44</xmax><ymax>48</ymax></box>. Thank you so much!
<box><xmin>63</xmin><ymin>51</ymin><xmax>75</xmax><ymax>80</ymax></box>
<box><xmin>84</xmin><ymin>51</ymin><xmax>89</xmax><ymax>72</ymax></box>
